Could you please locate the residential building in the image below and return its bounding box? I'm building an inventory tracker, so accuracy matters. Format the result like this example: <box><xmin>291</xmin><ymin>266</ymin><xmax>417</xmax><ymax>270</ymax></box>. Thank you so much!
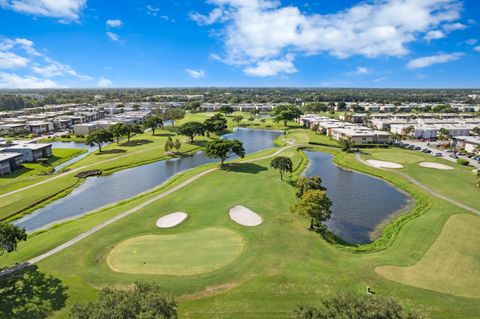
<box><xmin>0</xmin><ymin>152</ymin><xmax>24</xmax><ymax>175</ymax></box>
<box><xmin>5</xmin><ymin>143</ymin><xmax>53</xmax><ymax>162</ymax></box>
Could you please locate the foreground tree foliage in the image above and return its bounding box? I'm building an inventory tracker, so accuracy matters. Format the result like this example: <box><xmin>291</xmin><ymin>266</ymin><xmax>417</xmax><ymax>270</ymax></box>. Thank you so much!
<box><xmin>205</xmin><ymin>139</ymin><xmax>245</xmax><ymax>165</ymax></box>
<box><xmin>295</xmin><ymin>176</ymin><xmax>326</xmax><ymax>198</ymax></box>
<box><xmin>203</xmin><ymin>113</ymin><xmax>228</xmax><ymax>135</ymax></box>
<box><xmin>0</xmin><ymin>222</ymin><xmax>27</xmax><ymax>255</ymax></box>
<box><xmin>69</xmin><ymin>282</ymin><xmax>177</xmax><ymax>319</ymax></box>
<box><xmin>143</xmin><ymin>116</ymin><xmax>163</xmax><ymax>135</ymax></box>
<box><xmin>270</xmin><ymin>156</ymin><xmax>293</xmax><ymax>180</ymax></box>
<box><xmin>86</xmin><ymin>130</ymin><xmax>114</xmax><ymax>152</ymax></box>
<box><xmin>123</xmin><ymin>124</ymin><xmax>144</xmax><ymax>143</ymax></box>
<box><xmin>291</xmin><ymin>189</ymin><xmax>332</xmax><ymax>230</ymax></box>
<box><xmin>178</xmin><ymin>122</ymin><xmax>204</xmax><ymax>142</ymax></box>
<box><xmin>292</xmin><ymin>294</ymin><xmax>428</xmax><ymax>319</ymax></box>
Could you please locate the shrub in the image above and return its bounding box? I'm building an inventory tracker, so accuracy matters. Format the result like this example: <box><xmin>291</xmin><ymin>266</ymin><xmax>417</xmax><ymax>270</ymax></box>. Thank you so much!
<box><xmin>457</xmin><ymin>158</ymin><xmax>469</xmax><ymax>166</ymax></box>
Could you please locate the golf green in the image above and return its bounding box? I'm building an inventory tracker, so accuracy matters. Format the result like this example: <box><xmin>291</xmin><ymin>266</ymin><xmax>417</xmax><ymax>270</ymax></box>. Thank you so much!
<box><xmin>107</xmin><ymin>228</ymin><xmax>245</xmax><ymax>276</ymax></box>
<box><xmin>372</xmin><ymin>152</ymin><xmax>424</xmax><ymax>163</ymax></box>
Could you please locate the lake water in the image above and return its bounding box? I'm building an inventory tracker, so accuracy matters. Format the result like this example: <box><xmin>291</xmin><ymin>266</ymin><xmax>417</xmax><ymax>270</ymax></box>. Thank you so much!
<box><xmin>304</xmin><ymin>151</ymin><xmax>411</xmax><ymax>244</ymax></box>
<box><xmin>50</xmin><ymin>141</ymin><xmax>97</xmax><ymax>171</ymax></box>
<box><xmin>15</xmin><ymin>129</ymin><xmax>283</xmax><ymax>232</ymax></box>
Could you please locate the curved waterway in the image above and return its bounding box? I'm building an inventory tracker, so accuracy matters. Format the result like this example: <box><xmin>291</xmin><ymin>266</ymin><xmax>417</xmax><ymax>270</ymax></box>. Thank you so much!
<box><xmin>304</xmin><ymin>151</ymin><xmax>411</xmax><ymax>244</ymax></box>
<box><xmin>15</xmin><ymin>129</ymin><xmax>283</xmax><ymax>232</ymax></box>
<box><xmin>51</xmin><ymin>141</ymin><xmax>97</xmax><ymax>171</ymax></box>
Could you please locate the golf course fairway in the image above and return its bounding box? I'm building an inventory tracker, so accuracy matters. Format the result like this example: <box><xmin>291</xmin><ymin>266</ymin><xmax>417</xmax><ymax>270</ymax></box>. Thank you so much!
<box><xmin>107</xmin><ymin>228</ymin><xmax>245</xmax><ymax>276</ymax></box>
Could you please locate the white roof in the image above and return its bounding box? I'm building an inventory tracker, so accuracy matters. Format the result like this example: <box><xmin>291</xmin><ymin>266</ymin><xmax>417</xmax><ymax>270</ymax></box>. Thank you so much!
<box><xmin>0</xmin><ymin>152</ymin><xmax>23</xmax><ymax>161</ymax></box>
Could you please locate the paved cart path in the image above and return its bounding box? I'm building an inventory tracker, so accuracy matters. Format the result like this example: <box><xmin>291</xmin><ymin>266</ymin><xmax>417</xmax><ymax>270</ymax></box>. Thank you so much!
<box><xmin>0</xmin><ymin>146</ymin><xmax>294</xmax><ymax>277</ymax></box>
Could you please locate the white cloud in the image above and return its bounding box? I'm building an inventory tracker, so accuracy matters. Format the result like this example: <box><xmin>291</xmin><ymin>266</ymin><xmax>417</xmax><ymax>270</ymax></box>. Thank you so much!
<box><xmin>106</xmin><ymin>32</ymin><xmax>120</xmax><ymax>42</ymax></box>
<box><xmin>425</xmin><ymin>30</ymin><xmax>445</xmax><ymax>41</ymax></box>
<box><xmin>0</xmin><ymin>51</ymin><xmax>29</xmax><ymax>69</ymax></box>
<box><xmin>355</xmin><ymin>66</ymin><xmax>370</xmax><ymax>75</ymax></box>
<box><xmin>192</xmin><ymin>0</ymin><xmax>464</xmax><ymax>76</ymax></box>
<box><xmin>465</xmin><ymin>38</ymin><xmax>477</xmax><ymax>46</ymax></box>
<box><xmin>0</xmin><ymin>72</ymin><xmax>58</xmax><ymax>88</ymax></box>
<box><xmin>185</xmin><ymin>69</ymin><xmax>206</xmax><ymax>78</ymax></box>
<box><xmin>32</xmin><ymin>60</ymin><xmax>92</xmax><ymax>80</ymax></box>
<box><xmin>146</xmin><ymin>5</ymin><xmax>174</xmax><ymax>21</ymax></box>
<box><xmin>97</xmin><ymin>77</ymin><xmax>112</xmax><ymax>87</ymax></box>
<box><xmin>106</xmin><ymin>19</ymin><xmax>123</xmax><ymax>28</ymax></box>
<box><xmin>443</xmin><ymin>22</ymin><xmax>466</xmax><ymax>31</ymax></box>
<box><xmin>474</xmin><ymin>46</ymin><xmax>480</xmax><ymax>52</ymax></box>
<box><xmin>0</xmin><ymin>0</ymin><xmax>86</xmax><ymax>22</ymax></box>
<box><xmin>406</xmin><ymin>52</ymin><xmax>463</xmax><ymax>69</ymax></box>
<box><xmin>244</xmin><ymin>55</ymin><xmax>297</xmax><ymax>77</ymax></box>
<box><xmin>374</xmin><ymin>76</ymin><xmax>387</xmax><ymax>82</ymax></box>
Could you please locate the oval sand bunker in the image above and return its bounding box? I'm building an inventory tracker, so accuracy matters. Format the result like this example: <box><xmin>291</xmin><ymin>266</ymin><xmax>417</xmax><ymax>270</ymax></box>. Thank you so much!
<box><xmin>156</xmin><ymin>212</ymin><xmax>188</xmax><ymax>228</ymax></box>
<box><xmin>419</xmin><ymin>162</ymin><xmax>454</xmax><ymax>170</ymax></box>
<box><xmin>229</xmin><ymin>206</ymin><xmax>262</xmax><ymax>226</ymax></box>
<box><xmin>366</xmin><ymin>159</ymin><xmax>403</xmax><ymax>169</ymax></box>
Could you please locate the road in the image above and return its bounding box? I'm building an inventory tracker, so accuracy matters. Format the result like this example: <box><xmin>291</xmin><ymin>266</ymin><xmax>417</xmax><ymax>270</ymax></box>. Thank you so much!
<box><xmin>355</xmin><ymin>152</ymin><xmax>480</xmax><ymax>216</ymax></box>
<box><xmin>0</xmin><ymin>145</ymin><xmax>294</xmax><ymax>277</ymax></box>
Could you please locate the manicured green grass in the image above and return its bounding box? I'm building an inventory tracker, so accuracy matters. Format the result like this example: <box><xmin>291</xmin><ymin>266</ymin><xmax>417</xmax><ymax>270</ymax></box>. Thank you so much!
<box><xmin>376</xmin><ymin>214</ymin><xmax>480</xmax><ymax>299</ymax></box>
<box><xmin>372</xmin><ymin>152</ymin><xmax>424</xmax><ymax>163</ymax></box>
<box><xmin>0</xmin><ymin>148</ymin><xmax>85</xmax><ymax>194</ymax></box>
<box><xmin>107</xmin><ymin>228</ymin><xmax>245</xmax><ymax>276</ymax></box>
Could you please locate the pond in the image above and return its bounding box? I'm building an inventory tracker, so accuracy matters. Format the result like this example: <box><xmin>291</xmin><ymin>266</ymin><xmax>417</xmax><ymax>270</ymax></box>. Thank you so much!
<box><xmin>15</xmin><ymin>129</ymin><xmax>283</xmax><ymax>232</ymax></box>
<box><xmin>304</xmin><ymin>151</ymin><xmax>411</xmax><ymax>244</ymax></box>
<box><xmin>50</xmin><ymin>141</ymin><xmax>97</xmax><ymax>172</ymax></box>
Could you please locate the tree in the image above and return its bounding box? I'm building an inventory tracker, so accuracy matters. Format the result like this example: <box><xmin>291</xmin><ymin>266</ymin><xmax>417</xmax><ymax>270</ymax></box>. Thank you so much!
<box><xmin>0</xmin><ymin>222</ymin><xmax>27</xmax><ymax>255</ymax></box>
<box><xmin>291</xmin><ymin>189</ymin><xmax>332</xmax><ymax>230</ymax></box>
<box><xmin>164</xmin><ymin>136</ymin><xmax>174</xmax><ymax>152</ymax></box>
<box><xmin>110</xmin><ymin>123</ymin><xmax>127</xmax><ymax>144</ymax></box>
<box><xmin>438</xmin><ymin>128</ymin><xmax>450</xmax><ymax>140</ymax></box>
<box><xmin>86</xmin><ymin>130</ymin><xmax>113</xmax><ymax>152</ymax></box>
<box><xmin>471</xmin><ymin>126</ymin><xmax>480</xmax><ymax>136</ymax></box>
<box><xmin>162</xmin><ymin>108</ymin><xmax>185</xmax><ymax>127</ymax></box>
<box><xmin>270</xmin><ymin>156</ymin><xmax>293</xmax><ymax>180</ymax></box>
<box><xmin>124</xmin><ymin>124</ymin><xmax>143</xmax><ymax>143</ymax></box>
<box><xmin>219</xmin><ymin>105</ymin><xmax>234</xmax><ymax>115</ymax></box>
<box><xmin>403</xmin><ymin>126</ymin><xmax>414</xmax><ymax>139</ymax></box>
<box><xmin>337</xmin><ymin>101</ymin><xmax>347</xmax><ymax>111</ymax></box>
<box><xmin>233</xmin><ymin>115</ymin><xmax>244</xmax><ymax>127</ymax></box>
<box><xmin>174</xmin><ymin>139</ymin><xmax>181</xmax><ymax>153</ymax></box>
<box><xmin>205</xmin><ymin>139</ymin><xmax>245</xmax><ymax>165</ymax></box>
<box><xmin>178</xmin><ymin>122</ymin><xmax>204</xmax><ymax>142</ymax></box>
<box><xmin>296</xmin><ymin>176</ymin><xmax>326</xmax><ymax>198</ymax></box>
<box><xmin>274</xmin><ymin>105</ymin><xmax>303</xmax><ymax>126</ymax></box>
<box><xmin>143</xmin><ymin>116</ymin><xmax>163</xmax><ymax>135</ymax></box>
<box><xmin>292</xmin><ymin>293</ymin><xmax>428</xmax><ymax>319</ymax></box>
<box><xmin>339</xmin><ymin>137</ymin><xmax>354</xmax><ymax>152</ymax></box>
<box><xmin>69</xmin><ymin>282</ymin><xmax>177</xmax><ymax>319</ymax></box>
<box><xmin>476</xmin><ymin>170</ymin><xmax>480</xmax><ymax>188</ymax></box>
<box><xmin>204</xmin><ymin>113</ymin><xmax>228</xmax><ymax>135</ymax></box>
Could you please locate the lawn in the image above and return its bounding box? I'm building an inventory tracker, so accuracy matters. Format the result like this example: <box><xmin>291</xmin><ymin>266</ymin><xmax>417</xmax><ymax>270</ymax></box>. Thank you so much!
<box><xmin>0</xmin><ymin>148</ymin><xmax>85</xmax><ymax>195</ymax></box>
<box><xmin>107</xmin><ymin>228</ymin><xmax>245</xmax><ymax>276</ymax></box>
<box><xmin>376</xmin><ymin>213</ymin><xmax>480</xmax><ymax>299</ymax></box>
<box><xmin>1</xmin><ymin>143</ymin><xmax>479</xmax><ymax>319</ymax></box>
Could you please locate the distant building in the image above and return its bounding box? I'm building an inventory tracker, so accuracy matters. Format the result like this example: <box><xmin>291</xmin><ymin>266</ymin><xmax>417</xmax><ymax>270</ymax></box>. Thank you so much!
<box><xmin>5</xmin><ymin>143</ymin><xmax>52</xmax><ymax>162</ymax></box>
<box><xmin>452</xmin><ymin>136</ymin><xmax>480</xmax><ymax>154</ymax></box>
<box><xmin>0</xmin><ymin>152</ymin><xmax>24</xmax><ymax>175</ymax></box>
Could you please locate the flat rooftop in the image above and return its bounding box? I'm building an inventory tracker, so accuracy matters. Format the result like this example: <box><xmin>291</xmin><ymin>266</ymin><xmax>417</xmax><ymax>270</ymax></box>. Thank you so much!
<box><xmin>0</xmin><ymin>152</ymin><xmax>23</xmax><ymax>161</ymax></box>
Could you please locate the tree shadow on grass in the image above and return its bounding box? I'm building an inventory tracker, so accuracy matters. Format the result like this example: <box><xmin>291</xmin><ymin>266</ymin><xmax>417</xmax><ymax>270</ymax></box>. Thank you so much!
<box><xmin>222</xmin><ymin>163</ymin><xmax>268</xmax><ymax>174</ymax></box>
<box><xmin>121</xmin><ymin>139</ymin><xmax>153</xmax><ymax>147</ymax></box>
<box><xmin>154</xmin><ymin>133</ymin><xmax>175</xmax><ymax>137</ymax></box>
<box><xmin>0</xmin><ymin>265</ymin><xmax>68</xmax><ymax>319</ymax></box>
<box><xmin>95</xmin><ymin>149</ymin><xmax>127</xmax><ymax>155</ymax></box>
<box><xmin>191</xmin><ymin>140</ymin><xmax>208</xmax><ymax>148</ymax></box>
<box><xmin>0</xmin><ymin>166</ymin><xmax>34</xmax><ymax>179</ymax></box>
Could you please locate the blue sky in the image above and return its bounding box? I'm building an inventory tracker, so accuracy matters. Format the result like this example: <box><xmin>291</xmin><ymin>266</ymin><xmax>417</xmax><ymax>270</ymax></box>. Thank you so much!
<box><xmin>0</xmin><ymin>0</ymin><xmax>479</xmax><ymax>88</ymax></box>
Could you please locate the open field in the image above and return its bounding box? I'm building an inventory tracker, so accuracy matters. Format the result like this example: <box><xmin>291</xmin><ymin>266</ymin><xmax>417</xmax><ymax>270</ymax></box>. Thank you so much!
<box><xmin>376</xmin><ymin>214</ymin><xmax>480</xmax><ymax>299</ymax></box>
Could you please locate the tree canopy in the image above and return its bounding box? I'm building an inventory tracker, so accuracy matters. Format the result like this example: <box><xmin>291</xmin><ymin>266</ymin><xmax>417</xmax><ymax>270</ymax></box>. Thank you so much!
<box><xmin>203</xmin><ymin>113</ymin><xmax>228</xmax><ymax>135</ymax></box>
<box><xmin>123</xmin><ymin>123</ymin><xmax>143</xmax><ymax>143</ymax></box>
<box><xmin>295</xmin><ymin>176</ymin><xmax>326</xmax><ymax>198</ymax></box>
<box><xmin>291</xmin><ymin>189</ymin><xmax>332</xmax><ymax>229</ymax></box>
<box><xmin>143</xmin><ymin>116</ymin><xmax>163</xmax><ymax>135</ymax></box>
<box><xmin>274</xmin><ymin>105</ymin><xmax>303</xmax><ymax>126</ymax></box>
<box><xmin>86</xmin><ymin>130</ymin><xmax>114</xmax><ymax>152</ymax></box>
<box><xmin>270</xmin><ymin>156</ymin><xmax>293</xmax><ymax>180</ymax></box>
<box><xmin>292</xmin><ymin>293</ymin><xmax>428</xmax><ymax>319</ymax></box>
<box><xmin>69</xmin><ymin>282</ymin><xmax>177</xmax><ymax>319</ymax></box>
<box><xmin>0</xmin><ymin>222</ymin><xmax>27</xmax><ymax>255</ymax></box>
<box><xmin>162</xmin><ymin>108</ymin><xmax>185</xmax><ymax>127</ymax></box>
<box><xmin>205</xmin><ymin>139</ymin><xmax>245</xmax><ymax>165</ymax></box>
<box><xmin>178</xmin><ymin>122</ymin><xmax>204</xmax><ymax>142</ymax></box>
<box><xmin>219</xmin><ymin>105</ymin><xmax>235</xmax><ymax>114</ymax></box>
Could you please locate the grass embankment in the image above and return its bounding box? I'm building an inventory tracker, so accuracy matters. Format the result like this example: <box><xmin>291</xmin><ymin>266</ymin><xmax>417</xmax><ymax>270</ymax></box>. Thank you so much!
<box><xmin>0</xmin><ymin>148</ymin><xmax>85</xmax><ymax>195</ymax></box>
<box><xmin>0</xmin><ymin>129</ymin><xmax>208</xmax><ymax>220</ymax></box>
<box><xmin>1</xmin><ymin>141</ymin><xmax>479</xmax><ymax>319</ymax></box>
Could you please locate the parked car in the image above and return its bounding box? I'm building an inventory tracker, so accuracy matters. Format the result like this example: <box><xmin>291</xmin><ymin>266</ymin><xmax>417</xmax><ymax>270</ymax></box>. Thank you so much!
<box><xmin>414</xmin><ymin>146</ymin><xmax>421</xmax><ymax>151</ymax></box>
<box><xmin>435</xmin><ymin>152</ymin><xmax>443</xmax><ymax>157</ymax></box>
<box><xmin>408</xmin><ymin>145</ymin><xmax>415</xmax><ymax>150</ymax></box>
<box><xmin>449</xmin><ymin>154</ymin><xmax>458</xmax><ymax>159</ymax></box>
<box><xmin>457</xmin><ymin>152</ymin><xmax>466</xmax><ymax>156</ymax></box>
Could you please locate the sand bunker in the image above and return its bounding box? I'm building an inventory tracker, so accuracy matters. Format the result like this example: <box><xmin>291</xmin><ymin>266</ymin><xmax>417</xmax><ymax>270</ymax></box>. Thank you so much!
<box><xmin>156</xmin><ymin>212</ymin><xmax>188</xmax><ymax>228</ymax></box>
<box><xmin>366</xmin><ymin>159</ymin><xmax>403</xmax><ymax>169</ymax></box>
<box><xmin>419</xmin><ymin>162</ymin><xmax>454</xmax><ymax>170</ymax></box>
<box><xmin>229</xmin><ymin>206</ymin><xmax>262</xmax><ymax>226</ymax></box>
